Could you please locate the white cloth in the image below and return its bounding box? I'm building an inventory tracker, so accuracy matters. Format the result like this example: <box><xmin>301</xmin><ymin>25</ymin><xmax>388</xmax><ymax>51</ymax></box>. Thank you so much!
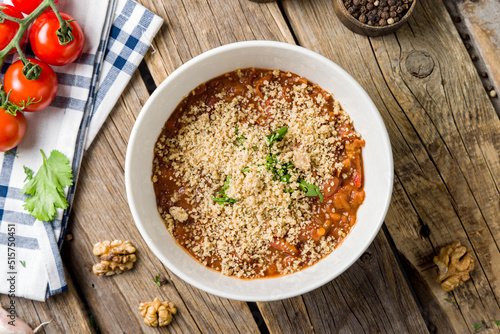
<box><xmin>0</xmin><ymin>0</ymin><xmax>163</xmax><ymax>301</ymax></box>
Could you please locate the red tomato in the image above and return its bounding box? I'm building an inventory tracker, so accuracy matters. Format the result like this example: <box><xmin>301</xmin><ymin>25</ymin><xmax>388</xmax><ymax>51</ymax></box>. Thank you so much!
<box><xmin>0</xmin><ymin>5</ymin><xmax>26</xmax><ymax>53</ymax></box>
<box><xmin>11</xmin><ymin>0</ymin><xmax>59</xmax><ymax>15</ymax></box>
<box><xmin>0</xmin><ymin>108</ymin><xmax>27</xmax><ymax>152</ymax></box>
<box><xmin>30</xmin><ymin>11</ymin><xmax>85</xmax><ymax>66</ymax></box>
<box><xmin>3</xmin><ymin>59</ymin><xmax>59</xmax><ymax>112</ymax></box>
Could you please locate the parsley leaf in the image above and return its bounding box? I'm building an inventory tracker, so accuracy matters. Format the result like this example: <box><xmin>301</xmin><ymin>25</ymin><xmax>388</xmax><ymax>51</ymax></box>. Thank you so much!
<box><xmin>235</xmin><ymin>126</ymin><xmax>246</xmax><ymax>147</ymax></box>
<box><xmin>212</xmin><ymin>176</ymin><xmax>237</xmax><ymax>205</ymax></box>
<box><xmin>299</xmin><ymin>180</ymin><xmax>324</xmax><ymax>203</ymax></box>
<box><xmin>152</xmin><ymin>274</ymin><xmax>161</xmax><ymax>286</ymax></box>
<box><xmin>492</xmin><ymin>320</ymin><xmax>500</xmax><ymax>327</ymax></box>
<box><xmin>264</xmin><ymin>154</ymin><xmax>295</xmax><ymax>183</ymax></box>
<box><xmin>23</xmin><ymin>166</ymin><xmax>34</xmax><ymax>182</ymax></box>
<box><xmin>267</xmin><ymin>126</ymin><xmax>288</xmax><ymax>148</ymax></box>
<box><xmin>21</xmin><ymin>150</ymin><xmax>73</xmax><ymax>222</ymax></box>
<box><xmin>444</xmin><ymin>298</ymin><xmax>456</xmax><ymax>304</ymax></box>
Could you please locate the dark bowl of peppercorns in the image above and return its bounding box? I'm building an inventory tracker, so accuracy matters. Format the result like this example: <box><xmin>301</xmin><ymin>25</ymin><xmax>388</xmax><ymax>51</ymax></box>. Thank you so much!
<box><xmin>334</xmin><ymin>0</ymin><xmax>417</xmax><ymax>37</ymax></box>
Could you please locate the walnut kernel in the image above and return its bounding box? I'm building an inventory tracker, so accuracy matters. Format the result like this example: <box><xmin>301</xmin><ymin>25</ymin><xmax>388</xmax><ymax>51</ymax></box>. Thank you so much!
<box><xmin>433</xmin><ymin>241</ymin><xmax>474</xmax><ymax>292</ymax></box>
<box><xmin>139</xmin><ymin>297</ymin><xmax>177</xmax><ymax>327</ymax></box>
<box><xmin>92</xmin><ymin>240</ymin><xmax>137</xmax><ymax>276</ymax></box>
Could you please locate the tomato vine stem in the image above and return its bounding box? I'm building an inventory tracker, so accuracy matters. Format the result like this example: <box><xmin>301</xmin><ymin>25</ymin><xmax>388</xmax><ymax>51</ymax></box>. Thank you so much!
<box><xmin>0</xmin><ymin>0</ymin><xmax>65</xmax><ymax>79</ymax></box>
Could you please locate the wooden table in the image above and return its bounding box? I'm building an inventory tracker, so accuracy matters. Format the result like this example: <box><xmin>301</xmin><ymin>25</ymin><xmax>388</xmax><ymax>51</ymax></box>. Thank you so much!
<box><xmin>2</xmin><ymin>0</ymin><xmax>499</xmax><ymax>332</ymax></box>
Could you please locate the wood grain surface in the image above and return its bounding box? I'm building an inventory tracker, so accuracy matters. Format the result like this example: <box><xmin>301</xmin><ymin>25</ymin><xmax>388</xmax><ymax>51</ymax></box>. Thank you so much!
<box><xmin>281</xmin><ymin>0</ymin><xmax>500</xmax><ymax>332</ymax></box>
<box><xmin>6</xmin><ymin>0</ymin><xmax>499</xmax><ymax>333</ymax></box>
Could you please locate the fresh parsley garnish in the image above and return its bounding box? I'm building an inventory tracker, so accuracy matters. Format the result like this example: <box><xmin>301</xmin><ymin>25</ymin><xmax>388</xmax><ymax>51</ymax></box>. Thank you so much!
<box><xmin>235</xmin><ymin>126</ymin><xmax>246</xmax><ymax>147</ymax></box>
<box><xmin>492</xmin><ymin>320</ymin><xmax>500</xmax><ymax>327</ymax></box>
<box><xmin>152</xmin><ymin>274</ymin><xmax>161</xmax><ymax>286</ymax></box>
<box><xmin>23</xmin><ymin>166</ymin><xmax>34</xmax><ymax>182</ymax></box>
<box><xmin>265</xmin><ymin>154</ymin><xmax>295</xmax><ymax>183</ymax></box>
<box><xmin>212</xmin><ymin>176</ymin><xmax>237</xmax><ymax>205</ymax></box>
<box><xmin>267</xmin><ymin>126</ymin><xmax>288</xmax><ymax>148</ymax></box>
<box><xmin>444</xmin><ymin>298</ymin><xmax>456</xmax><ymax>304</ymax></box>
<box><xmin>299</xmin><ymin>179</ymin><xmax>324</xmax><ymax>203</ymax></box>
<box><xmin>473</xmin><ymin>320</ymin><xmax>491</xmax><ymax>333</ymax></box>
<box><xmin>241</xmin><ymin>167</ymin><xmax>250</xmax><ymax>173</ymax></box>
<box><xmin>21</xmin><ymin>150</ymin><xmax>73</xmax><ymax>222</ymax></box>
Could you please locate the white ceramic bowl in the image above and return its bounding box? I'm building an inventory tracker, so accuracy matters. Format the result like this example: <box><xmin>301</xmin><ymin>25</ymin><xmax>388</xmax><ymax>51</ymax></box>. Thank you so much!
<box><xmin>125</xmin><ymin>41</ymin><xmax>393</xmax><ymax>301</ymax></box>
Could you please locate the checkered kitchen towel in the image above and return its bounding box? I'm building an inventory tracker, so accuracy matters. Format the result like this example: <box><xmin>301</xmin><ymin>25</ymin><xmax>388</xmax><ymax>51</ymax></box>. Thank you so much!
<box><xmin>0</xmin><ymin>0</ymin><xmax>162</xmax><ymax>301</ymax></box>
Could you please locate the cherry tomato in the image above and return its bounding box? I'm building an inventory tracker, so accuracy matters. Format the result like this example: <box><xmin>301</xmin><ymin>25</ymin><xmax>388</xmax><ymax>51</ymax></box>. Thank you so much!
<box><xmin>30</xmin><ymin>11</ymin><xmax>85</xmax><ymax>66</ymax></box>
<box><xmin>11</xmin><ymin>0</ymin><xmax>59</xmax><ymax>15</ymax></box>
<box><xmin>3</xmin><ymin>59</ymin><xmax>59</xmax><ymax>112</ymax></box>
<box><xmin>0</xmin><ymin>108</ymin><xmax>27</xmax><ymax>152</ymax></box>
<box><xmin>0</xmin><ymin>5</ymin><xmax>26</xmax><ymax>53</ymax></box>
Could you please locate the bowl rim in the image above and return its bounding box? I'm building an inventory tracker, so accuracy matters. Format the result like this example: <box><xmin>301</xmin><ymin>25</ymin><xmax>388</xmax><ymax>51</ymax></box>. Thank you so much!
<box><xmin>125</xmin><ymin>40</ymin><xmax>394</xmax><ymax>301</ymax></box>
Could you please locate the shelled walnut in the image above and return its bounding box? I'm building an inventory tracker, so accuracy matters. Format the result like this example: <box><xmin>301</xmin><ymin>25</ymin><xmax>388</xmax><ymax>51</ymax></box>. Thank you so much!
<box><xmin>139</xmin><ymin>297</ymin><xmax>177</xmax><ymax>327</ymax></box>
<box><xmin>92</xmin><ymin>240</ymin><xmax>136</xmax><ymax>276</ymax></box>
<box><xmin>433</xmin><ymin>241</ymin><xmax>474</xmax><ymax>292</ymax></box>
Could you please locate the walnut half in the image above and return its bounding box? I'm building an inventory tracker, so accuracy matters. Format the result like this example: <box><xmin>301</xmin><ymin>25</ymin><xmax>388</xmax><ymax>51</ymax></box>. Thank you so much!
<box><xmin>139</xmin><ymin>297</ymin><xmax>177</xmax><ymax>327</ymax></box>
<box><xmin>92</xmin><ymin>240</ymin><xmax>137</xmax><ymax>276</ymax></box>
<box><xmin>433</xmin><ymin>241</ymin><xmax>474</xmax><ymax>292</ymax></box>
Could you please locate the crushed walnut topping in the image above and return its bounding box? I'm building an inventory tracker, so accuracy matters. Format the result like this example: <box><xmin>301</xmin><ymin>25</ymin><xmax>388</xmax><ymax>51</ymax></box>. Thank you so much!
<box><xmin>152</xmin><ymin>68</ymin><xmax>363</xmax><ymax>278</ymax></box>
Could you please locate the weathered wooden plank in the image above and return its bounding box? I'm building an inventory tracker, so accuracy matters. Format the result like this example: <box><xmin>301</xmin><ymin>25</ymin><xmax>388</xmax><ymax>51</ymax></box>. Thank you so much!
<box><xmin>281</xmin><ymin>0</ymin><xmax>500</xmax><ymax>332</ymax></box>
<box><xmin>139</xmin><ymin>0</ymin><xmax>295</xmax><ymax>84</ymax></box>
<box><xmin>304</xmin><ymin>230</ymin><xmax>429</xmax><ymax>333</ymax></box>
<box><xmin>257</xmin><ymin>297</ymin><xmax>314</xmax><ymax>334</ymax></box>
<box><xmin>0</xmin><ymin>268</ymin><xmax>93</xmax><ymax>334</ymax></box>
<box><xmin>442</xmin><ymin>0</ymin><xmax>500</xmax><ymax>111</ymax></box>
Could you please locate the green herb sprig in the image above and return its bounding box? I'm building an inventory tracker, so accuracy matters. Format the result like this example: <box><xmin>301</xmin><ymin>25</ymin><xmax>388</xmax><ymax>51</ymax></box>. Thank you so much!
<box><xmin>235</xmin><ymin>126</ymin><xmax>246</xmax><ymax>147</ymax></box>
<box><xmin>264</xmin><ymin>154</ymin><xmax>295</xmax><ymax>183</ymax></box>
<box><xmin>22</xmin><ymin>150</ymin><xmax>73</xmax><ymax>222</ymax></box>
<box><xmin>267</xmin><ymin>126</ymin><xmax>288</xmax><ymax>148</ymax></box>
<box><xmin>212</xmin><ymin>176</ymin><xmax>237</xmax><ymax>205</ymax></box>
<box><xmin>299</xmin><ymin>179</ymin><xmax>324</xmax><ymax>203</ymax></box>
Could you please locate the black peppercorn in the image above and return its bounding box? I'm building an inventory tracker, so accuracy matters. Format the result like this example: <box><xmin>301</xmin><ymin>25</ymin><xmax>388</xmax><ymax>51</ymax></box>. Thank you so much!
<box><xmin>342</xmin><ymin>0</ymin><xmax>413</xmax><ymax>26</ymax></box>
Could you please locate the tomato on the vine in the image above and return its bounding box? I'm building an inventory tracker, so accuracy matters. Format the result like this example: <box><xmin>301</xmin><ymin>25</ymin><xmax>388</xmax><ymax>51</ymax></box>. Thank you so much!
<box><xmin>11</xmin><ymin>0</ymin><xmax>59</xmax><ymax>15</ymax></box>
<box><xmin>0</xmin><ymin>108</ymin><xmax>27</xmax><ymax>152</ymax></box>
<box><xmin>30</xmin><ymin>11</ymin><xmax>85</xmax><ymax>66</ymax></box>
<box><xmin>0</xmin><ymin>5</ymin><xmax>27</xmax><ymax>53</ymax></box>
<box><xmin>3</xmin><ymin>59</ymin><xmax>59</xmax><ymax>112</ymax></box>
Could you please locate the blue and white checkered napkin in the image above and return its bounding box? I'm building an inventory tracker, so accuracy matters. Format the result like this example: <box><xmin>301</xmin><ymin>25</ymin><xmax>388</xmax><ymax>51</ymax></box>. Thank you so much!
<box><xmin>0</xmin><ymin>0</ymin><xmax>162</xmax><ymax>301</ymax></box>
